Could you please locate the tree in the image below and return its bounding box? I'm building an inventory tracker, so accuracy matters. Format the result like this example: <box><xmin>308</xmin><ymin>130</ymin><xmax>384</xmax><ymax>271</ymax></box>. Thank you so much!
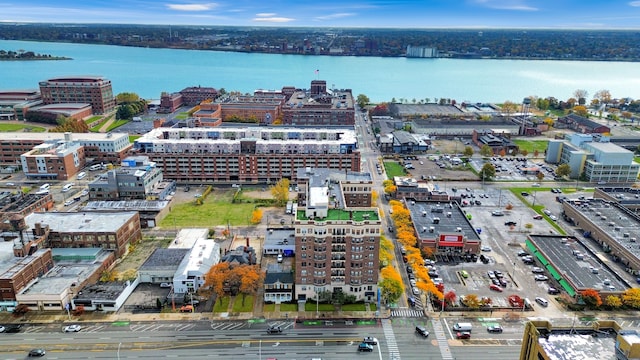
<box><xmin>501</xmin><ymin>101</ymin><xmax>518</xmax><ymax>121</ymax></box>
<box><xmin>556</xmin><ymin>163</ymin><xmax>571</xmax><ymax>177</ymax></box>
<box><xmin>270</xmin><ymin>178</ymin><xmax>290</xmax><ymax>206</ymax></box>
<box><xmin>50</xmin><ymin>116</ymin><xmax>89</xmax><ymax>133</ymax></box>
<box><xmin>524</xmin><ymin>223</ymin><xmax>533</xmax><ymax>231</ymax></box>
<box><xmin>605</xmin><ymin>295</ymin><xmax>623</xmax><ymax>309</ymax></box>
<box><xmin>204</xmin><ymin>262</ymin><xmax>233</xmax><ymax>304</ymax></box>
<box><xmin>117</xmin><ymin>104</ymin><xmax>135</xmax><ymax>120</ymax></box>
<box><xmin>622</xmin><ymin>288</ymin><xmax>640</xmax><ymax>309</ymax></box>
<box><xmin>463</xmin><ymin>294</ymin><xmax>481</xmax><ymax>309</ymax></box>
<box><xmin>463</xmin><ymin>146</ymin><xmax>474</xmax><ymax>157</ymax></box>
<box><xmin>480</xmin><ymin>163</ymin><xmax>495</xmax><ymax>181</ymax></box>
<box><xmin>573</xmin><ymin>105</ymin><xmax>588</xmax><ymax>117</ymax></box>
<box><xmin>12</xmin><ymin>303</ymin><xmax>30</xmax><ymax>318</ymax></box>
<box><xmin>520</xmin><ymin>149</ymin><xmax>528</xmax><ymax>157</ymax></box>
<box><xmin>100</xmin><ymin>269</ymin><xmax>118</xmax><ymax>282</ymax></box>
<box><xmin>479</xmin><ymin>144</ymin><xmax>493</xmax><ymax>157</ymax></box>
<box><xmin>573</xmin><ymin>89</ymin><xmax>588</xmax><ymax>105</ymax></box>
<box><xmin>379</xmin><ymin>277</ymin><xmax>403</xmax><ymax>305</ymax></box>
<box><xmin>356</xmin><ymin>94</ymin><xmax>370</xmax><ymax>108</ymax></box>
<box><xmin>237</xmin><ymin>265</ymin><xmax>263</xmax><ymax>306</ymax></box>
<box><xmin>594</xmin><ymin>89</ymin><xmax>612</xmax><ymax>108</ymax></box>
<box><xmin>116</xmin><ymin>92</ymin><xmax>140</xmax><ymax>104</ymax></box>
<box><xmin>250</xmin><ymin>209</ymin><xmax>263</xmax><ymax>224</ymax></box>
<box><xmin>581</xmin><ymin>289</ymin><xmax>602</xmax><ymax>309</ymax></box>
<box><xmin>536</xmin><ymin>172</ymin><xmax>545</xmax><ymax>181</ymax></box>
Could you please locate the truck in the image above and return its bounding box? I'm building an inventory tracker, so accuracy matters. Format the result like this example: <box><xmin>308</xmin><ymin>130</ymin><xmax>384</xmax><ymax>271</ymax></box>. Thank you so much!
<box><xmin>452</xmin><ymin>322</ymin><xmax>473</xmax><ymax>332</ymax></box>
<box><xmin>285</xmin><ymin>201</ymin><xmax>293</xmax><ymax>214</ymax></box>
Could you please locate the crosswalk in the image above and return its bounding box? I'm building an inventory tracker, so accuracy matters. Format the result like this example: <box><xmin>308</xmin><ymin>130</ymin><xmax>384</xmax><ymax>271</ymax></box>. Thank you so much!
<box><xmin>391</xmin><ymin>308</ymin><xmax>424</xmax><ymax>318</ymax></box>
<box><xmin>130</xmin><ymin>323</ymin><xmax>196</xmax><ymax>332</ymax></box>
<box><xmin>210</xmin><ymin>321</ymin><xmax>246</xmax><ymax>331</ymax></box>
<box><xmin>381</xmin><ymin>318</ymin><xmax>401</xmax><ymax>360</ymax></box>
<box><xmin>431</xmin><ymin>319</ymin><xmax>453</xmax><ymax>360</ymax></box>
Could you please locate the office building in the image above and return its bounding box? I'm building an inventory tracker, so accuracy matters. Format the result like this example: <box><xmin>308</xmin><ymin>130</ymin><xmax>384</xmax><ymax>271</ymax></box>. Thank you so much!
<box><xmin>87</xmin><ymin>155</ymin><xmax>168</xmax><ymax>200</ymax></box>
<box><xmin>546</xmin><ymin>134</ymin><xmax>639</xmax><ymax>183</ymax></box>
<box><xmin>20</xmin><ymin>135</ymin><xmax>86</xmax><ymax>181</ymax></box>
<box><xmin>282</xmin><ymin>81</ymin><xmax>355</xmax><ymax>126</ymax></box>
<box><xmin>39</xmin><ymin>76</ymin><xmax>116</xmax><ymax>114</ymax></box>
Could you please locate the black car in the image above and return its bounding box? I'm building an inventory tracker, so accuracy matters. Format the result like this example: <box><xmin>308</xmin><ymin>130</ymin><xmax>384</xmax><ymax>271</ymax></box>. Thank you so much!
<box><xmin>266</xmin><ymin>325</ymin><xmax>282</xmax><ymax>334</ymax></box>
<box><xmin>505</xmin><ymin>221</ymin><xmax>517</xmax><ymax>226</ymax></box>
<box><xmin>517</xmin><ymin>250</ymin><xmax>529</xmax><ymax>257</ymax></box>
<box><xmin>487</xmin><ymin>325</ymin><xmax>503</xmax><ymax>333</ymax></box>
<box><xmin>521</xmin><ymin>192</ymin><xmax>529</xmax><ymax>196</ymax></box>
<box><xmin>4</xmin><ymin>324</ymin><xmax>22</xmax><ymax>333</ymax></box>
<box><xmin>28</xmin><ymin>349</ymin><xmax>46</xmax><ymax>357</ymax></box>
<box><xmin>358</xmin><ymin>343</ymin><xmax>374</xmax><ymax>352</ymax></box>
<box><xmin>415</xmin><ymin>325</ymin><xmax>430</xmax><ymax>337</ymax></box>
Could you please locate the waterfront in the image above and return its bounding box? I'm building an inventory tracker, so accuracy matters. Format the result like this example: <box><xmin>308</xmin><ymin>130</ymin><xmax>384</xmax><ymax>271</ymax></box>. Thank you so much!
<box><xmin>1</xmin><ymin>39</ymin><xmax>639</xmax><ymax>102</ymax></box>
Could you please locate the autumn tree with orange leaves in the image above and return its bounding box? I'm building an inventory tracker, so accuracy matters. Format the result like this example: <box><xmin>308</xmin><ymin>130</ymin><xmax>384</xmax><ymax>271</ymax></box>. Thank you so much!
<box><xmin>580</xmin><ymin>288</ymin><xmax>602</xmax><ymax>309</ymax></box>
<box><xmin>250</xmin><ymin>208</ymin><xmax>263</xmax><ymax>224</ymax></box>
<box><xmin>204</xmin><ymin>263</ymin><xmax>263</xmax><ymax>305</ymax></box>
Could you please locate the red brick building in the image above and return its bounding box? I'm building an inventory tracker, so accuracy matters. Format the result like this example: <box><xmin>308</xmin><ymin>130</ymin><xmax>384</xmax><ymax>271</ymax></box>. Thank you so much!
<box><xmin>39</xmin><ymin>76</ymin><xmax>116</xmax><ymax>114</ymax></box>
<box><xmin>0</xmin><ymin>249</ymin><xmax>54</xmax><ymax>301</ymax></box>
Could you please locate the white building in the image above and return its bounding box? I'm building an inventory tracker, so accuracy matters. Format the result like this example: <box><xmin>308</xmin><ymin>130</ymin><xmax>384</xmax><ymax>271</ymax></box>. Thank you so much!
<box><xmin>170</xmin><ymin>229</ymin><xmax>220</xmax><ymax>294</ymax></box>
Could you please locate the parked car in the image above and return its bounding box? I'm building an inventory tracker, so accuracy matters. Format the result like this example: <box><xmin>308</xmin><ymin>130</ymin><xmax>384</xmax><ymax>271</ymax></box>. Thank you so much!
<box><xmin>489</xmin><ymin>284</ymin><xmax>503</xmax><ymax>292</ymax></box>
<box><xmin>481</xmin><ymin>245</ymin><xmax>492</xmax><ymax>252</ymax></box>
<box><xmin>357</xmin><ymin>343</ymin><xmax>374</xmax><ymax>352</ymax></box>
<box><xmin>535</xmin><ymin>297</ymin><xmax>549</xmax><ymax>307</ymax></box>
<box><xmin>533</xmin><ymin>214</ymin><xmax>543</xmax><ymax>220</ymax></box>
<box><xmin>491</xmin><ymin>210</ymin><xmax>504</xmax><ymax>216</ymax></box>
<box><xmin>415</xmin><ymin>325</ymin><xmax>430</xmax><ymax>337</ymax></box>
<box><xmin>517</xmin><ymin>250</ymin><xmax>529</xmax><ymax>257</ymax></box>
<box><xmin>4</xmin><ymin>324</ymin><xmax>22</xmax><ymax>333</ymax></box>
<box><xmin>494</xmin><ymin>270</ymin><xmax>504</xmax><ymax>278</ymax></box>
<box><xmin>160</xmin><ymin>283</ymin><xmax>172</xmax><ymax>288</ymax></box>
<box><xmin>363</xmin><ymin>336</ymin><xmax>378</xmax><ymax>345</ymax></box>
<box><xmin>548</xmin><ymin>287</ymin><xmax>561</xmax><ymax>295</ymax></box>
<box><xmin>521</xmin><ymin>192</ymin><xmax>529</xmax><ymax>196</ymax></box>
<box><xmin>505</xmin><ymin>221</ymin><xmax>517</xmax><ymax>226</ymax></box>
<box><xmin>63</xmin><ymin>324</ymin><xmax>82</xmax><ymax>332</ymax></box>
<box><xmin>543</xmin><ymin>209</ymin><xmax>552</xmax><ymax>216</ymax></box>
<box><xmin>487</xmin><ymin>324</ymin><xmax>503</xmax><ymax>333</ymax></box>
<box><xmin>412</xmin><ymin>287</ymin><xmax>420</xmax><ymax>295</ymax></box>
<box><xmin>534</xmin><ymin>275</ymin><xmax>549</xmax><ymax>281</ymax></box>
<box><xmin>531</xmin><ymin>267</ymin><xmax>545</xmax><ymax>274</ymax></box>
<box><xmin>277</xmin><ymin>254</ymin><xmax>283</xmax><ymax>263</ymax></box>
<box><xmin>266</xmin><ymin>325</ymin><xmax>282</xmax><ymax>334</ymax></box>
<box><xmin>456</xmin><ymin>331</ymin><xmax>471</xmax><ymax>339</ymax></box>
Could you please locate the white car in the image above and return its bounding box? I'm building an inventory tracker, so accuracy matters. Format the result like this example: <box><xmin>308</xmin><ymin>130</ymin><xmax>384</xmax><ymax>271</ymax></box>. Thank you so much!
<box><xmin>409</xmin><ymin>279</ymin><xmax>417</xmax><ymax>287</ymax></box>
<box><xmin>64</xmin><ymin>199</ymin><xmax>75</xmax><ymax>206</ymax></box>
<box><xmin>63</xmin><ymin>324</ymin><xmax>82</xmax><ymax>332</ymax></box>
<box><xmin>534</xmin><ymin>275</ymin><xmax>549</xmax><ymax>281</ymax></box>
<box><xmin>412</xmin><ymin>287</ymin><xmax>420</xmax><ymax>295</ymax></box>
<box><xmin>277</xmin><ymin>254</ymin><xmax>283</xmax><ymax>263</ymax></box>
<box><xmin>481</xmin><ymin>246</ymin><xmax>492</xmax><ymax>252</ymax></box>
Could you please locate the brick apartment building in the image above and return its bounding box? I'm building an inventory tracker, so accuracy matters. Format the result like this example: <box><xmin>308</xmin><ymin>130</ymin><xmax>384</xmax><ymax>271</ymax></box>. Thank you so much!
<box><xmin>0</xmin><ymin>249</ymin><xmax>54</xmax><ymax>301</ymax></box>
<box><xmin>0</xmin><ymin>132</ymin><xmax>132</xmax><ymax>168</ymax></box>
<box><xmin>293</xmin><ymin>168</ymin><xmax>379</xmax><ymax>302</ymax></box>
<box><xmin>282</xmin><ymin>81</ymin><xmax>355</xmax><ymax>126</ymax></box>
<box><xmin>132</xmin><ymin>127</ymin><xmax>360</xmax><ymax>184</ymax></box>
<box><xmin>39</xmin><ymin>76</ymin><xmax>116</xmax><ymax>114</ymax></box>
<box><xmin>179</xmin><ymin>86</ymin><xmax>218</xmax><ymax>106</ymax></box>
<box><xmin>20</xmin><ymin>138</ymin><xmax>86</xmax><ymax>181</ymax></box>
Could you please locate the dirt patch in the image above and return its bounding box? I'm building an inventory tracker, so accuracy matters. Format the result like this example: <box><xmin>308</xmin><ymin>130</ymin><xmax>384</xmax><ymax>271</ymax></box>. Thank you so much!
<box><xmin>113</xmin><ymin>236</ymin><xmax>173</xmax><ymax>275</ymax></box>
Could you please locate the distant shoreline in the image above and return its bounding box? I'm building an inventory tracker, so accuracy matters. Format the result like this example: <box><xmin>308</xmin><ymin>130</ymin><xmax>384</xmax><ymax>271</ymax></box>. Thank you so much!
<box><xmin>0</xmin><ymin>49</ymin><xmax>72</xmax><ymax>61</ymax></box>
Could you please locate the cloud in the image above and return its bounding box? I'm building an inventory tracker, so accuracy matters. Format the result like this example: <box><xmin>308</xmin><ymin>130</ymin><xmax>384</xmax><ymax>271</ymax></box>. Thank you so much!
<box><xmin>166</xmin><ymin>3</ymin><xmax>218</xmax><ymax>11</ymax></box>
<box><xmin>252</xmin><ymin>16</ymin><xmax>294</xmax><ymax>23</ymax></box>
<box><xmin>629</xmin><ymin>1</ymin><xmax>640</xmax><ymax>6</ymax></box>
<box><xmin>255</xmin><ymin>13</ymin><xmax>276</xmax><ymax>17</ymax></box>
<box><xmin>315</xmin><ymin>13</ymin><xmax>356</xmax><ymax>21</ymax></box>
<box><xmin>472</xmin><ymin>0</ymin><xmax>538</xmax><ymax>11</ymax></box>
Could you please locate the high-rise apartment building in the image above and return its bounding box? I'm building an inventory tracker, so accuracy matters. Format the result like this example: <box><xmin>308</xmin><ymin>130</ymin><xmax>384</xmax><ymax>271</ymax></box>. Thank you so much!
<box><xmin>293</xmin><ymin>168</ymin><xmax>379</xmax><ymax>303</ymax></box>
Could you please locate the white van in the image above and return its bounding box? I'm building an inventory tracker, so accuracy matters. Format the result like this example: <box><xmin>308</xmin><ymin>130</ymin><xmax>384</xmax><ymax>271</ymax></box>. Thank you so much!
<box><xmin>40</xmin><ymin>183</ymin><xmax>50</xmax><ymax>191</ymax></box>
<box><xmin>62</xmin><ymin>183</ymin><xmax>74</xmax><ymax>192</ymax></box>
<box><xmin>452</xmin><ymin>322</ymin><xmax>473</xmax><ymax>332</ymax></box>
<box><xmin>77</xmin><ymin>172</ymin><xmax>86</xmax><ymax>180</ymax></box>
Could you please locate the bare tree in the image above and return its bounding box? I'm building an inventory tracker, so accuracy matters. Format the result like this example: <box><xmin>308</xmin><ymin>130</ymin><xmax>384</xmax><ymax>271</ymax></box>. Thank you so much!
<box><xmin>573</xmin><ymin>89</ymin><xmax>588</xmax><ymax>105</ymax></box>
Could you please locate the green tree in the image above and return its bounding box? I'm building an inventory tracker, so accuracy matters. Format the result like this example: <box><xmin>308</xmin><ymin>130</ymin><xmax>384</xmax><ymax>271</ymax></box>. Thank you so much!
<box><xmin>270</xmin><ymin>178</ymin><xmax>290</xmax><ymax>206</ymax></box>
<box><xmin>116</xmin><ymin>92</ymin><xmax>140</xmax><ymax>104</ymax></box>
<box><xmin>117</xmin><ymin>104</ymin><xmax>135</xmax><ymax>120</ymax></box>
<box><xmin>379</xmin><ymin>277</ymin><xmax>403</xmax><ymax>304</ymax></box>
<box><xmin>356</xmin><ymin>94</ymin><xmax>370</xmax><ymax>108</ymax></box>
<box><xmin>480</xmin><ymin>144</ymin><xmax>493</xmax><ymax>157</ymax></box>
<box><xmin>556</xmin><ymin>163</ymin><xmax>571</xmax><ymax>177</ymax></box>
<box><xmin>480</xmin><ymin>163</ymin><xmax>496</xmax><ymax>181</ymax></box>
<box><xmin>463</xmin><ymin>146</ymin><xmax>474</xmax><ymax>158</ymax></box>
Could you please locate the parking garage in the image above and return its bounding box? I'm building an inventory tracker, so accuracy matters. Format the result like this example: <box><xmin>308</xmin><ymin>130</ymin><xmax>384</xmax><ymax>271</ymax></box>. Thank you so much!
<box><xmin>563</xmin><ymin>198</ymin><xmax>640</xmax><ymax>275</ymax></box>
<box><xmin>526</xmin><ymin>234</ymin><xmax>629</xmax><ymax>297</ymax></box>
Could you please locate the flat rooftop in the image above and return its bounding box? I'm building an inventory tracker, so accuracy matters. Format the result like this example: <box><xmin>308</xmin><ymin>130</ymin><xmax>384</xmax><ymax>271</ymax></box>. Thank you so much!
<box><xmin>528</xmin><ymin>235</ymin><xmax>628</xmax><ymax>294</ymax></box>
<box><xmin>25</xmin><ymin>211</ymin><xmax>138</xmax><ymax>233</ymax></box>
<box><xmin>83</xmin><ymin>200</ymin><xmax>169</xmax><ymax>212</ymax></box>
<box><xmin>409</xmin><ymin>200</ymin><xmax>481</xmax><ymax>241</ymax></box>
<box><xmin>0</xmin><ymin>132</ymin><xmax>129</xmax><ymax>142</ymax></box>
<box><xmin>296</xmin><ymin>208</ymin><xmax>379</xmax><ymax>222</ymax></box>
<box><xmin>566</xmin><ymin>199</ymin><xmax>640</xmax><ymax>260</ymax></box>
<box><xmin>538</xmin><ymin>331</ymin><xmax>616</xmax><ymax>359</ymax></box>
<box><xmin>140</xmin><ymin>248</ymin><xmax>189</xmax><ymax>270</ymax></box>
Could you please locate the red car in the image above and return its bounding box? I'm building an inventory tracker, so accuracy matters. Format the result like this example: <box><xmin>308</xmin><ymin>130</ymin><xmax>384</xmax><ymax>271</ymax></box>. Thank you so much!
<box><xmin>489</xmin><ymin>284</ymin><xmax>503</xmax><ymax>292</ymax></box>
<box><xmin>533</xmin><ymin>215</ymin><xmax>543</xmax><ymax>220</ymax></box>
<box><xmin>456</xmin><ymin>331</ymin><xmax>471</xmax><ymax>339</ymax></box>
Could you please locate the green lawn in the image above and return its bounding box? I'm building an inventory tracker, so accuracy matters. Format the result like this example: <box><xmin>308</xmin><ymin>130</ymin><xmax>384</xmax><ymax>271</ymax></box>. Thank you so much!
<box><xmin>341</xmin><ymin>303</ymin><xmax>367</xmax><ymax>311</ymax></box>
<box><xmin>304</xmin><ymin>302</ymin><xmax>335</xmax><ymax>311</ymax></box>
<box><xmin>159</xmin><ymin>190</ymin><xmax>257</xmax><ymax>227</ymax></box>
<box><xmin>0</xmin><ymin>123</ymin><xmax>46</xmax><ymax>132</ymax></box>
<box><xmin>232</xmin><ymin>295</ymin><xmax>254</xmax><ymax>312</ymax></box>
<box><xmin>106</xmin><ymin>119</ymin><xmax>129</xmax><ymax>131</ymax></box>
<box><xmin>263</xmin><ymin>303</ymin><xmax>275</xmax><ymax>312</ymax></box>
<box><xmin>384</xmin><ymin>161</ymin><xmax>406</xmax><ymax>178</ymax></box>
<box><xmin>512</xmin><ymin>139</ymin><xmax>548</xmax><ymax>154</ymax></box>
<box><xmin>634</xmin><ymin>156</ymin><xmax>640</xmax><ymax>164</ymax></box>
<box><xmin>175</xmin><ymin>112</ymin><xmax>190</xmax><ymax>120</ymax></box>
<box><xmin>129</xmin><ymin>135</ymin><xmax>141</xmax><ymax>143</ymax></box>
<box><xmin>280</xmin><ymin>303</ymin><xmax>297</xmax><ymax>311</ymax></box>
<box><xmin>213</xmin><ymin>296</ymin><xmax>230</xmax><ymax>313</ymax></box>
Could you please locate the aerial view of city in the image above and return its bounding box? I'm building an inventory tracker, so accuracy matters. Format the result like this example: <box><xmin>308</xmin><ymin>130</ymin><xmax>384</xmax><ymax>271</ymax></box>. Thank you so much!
<box><xmin>1</xmin><ymin>1</ymin><xmax>640</xmax><ymax>360</ymax></box>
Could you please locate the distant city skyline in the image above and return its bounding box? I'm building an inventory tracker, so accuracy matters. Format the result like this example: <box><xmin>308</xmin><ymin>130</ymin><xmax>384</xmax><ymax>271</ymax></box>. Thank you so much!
<box><xmin>2</xmin><ymin>0</ymin><xmax>640</xmax><ymax>29</ymax></box>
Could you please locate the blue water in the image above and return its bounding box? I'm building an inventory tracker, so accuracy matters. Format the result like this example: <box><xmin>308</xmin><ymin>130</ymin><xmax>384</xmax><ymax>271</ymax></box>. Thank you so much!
<box><xmin>1</xmin><ymin>40</ymin><xmax>638</xmax><ymax>102</ymax></box>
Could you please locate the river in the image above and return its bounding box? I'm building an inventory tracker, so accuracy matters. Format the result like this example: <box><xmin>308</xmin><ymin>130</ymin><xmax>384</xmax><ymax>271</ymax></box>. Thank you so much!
<box><xmin>0</xmin><ymin>40</ymin><xmax>638</xmax><ymax>103</ymax></box>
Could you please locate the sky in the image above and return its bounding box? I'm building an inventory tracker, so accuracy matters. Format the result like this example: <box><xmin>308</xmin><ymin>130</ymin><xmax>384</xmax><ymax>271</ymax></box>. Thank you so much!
<box><xmin>1</xmin><ymin>0</ymin><xmax>640</xmax><ymax>29</ymax></box>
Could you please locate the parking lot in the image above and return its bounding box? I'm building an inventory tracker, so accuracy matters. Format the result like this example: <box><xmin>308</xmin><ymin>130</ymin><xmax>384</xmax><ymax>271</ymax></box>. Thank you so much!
<box><xmin>469</xmin><ymin>157</ymin><xmax>558</xmax><ymax>182</ymax></box>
